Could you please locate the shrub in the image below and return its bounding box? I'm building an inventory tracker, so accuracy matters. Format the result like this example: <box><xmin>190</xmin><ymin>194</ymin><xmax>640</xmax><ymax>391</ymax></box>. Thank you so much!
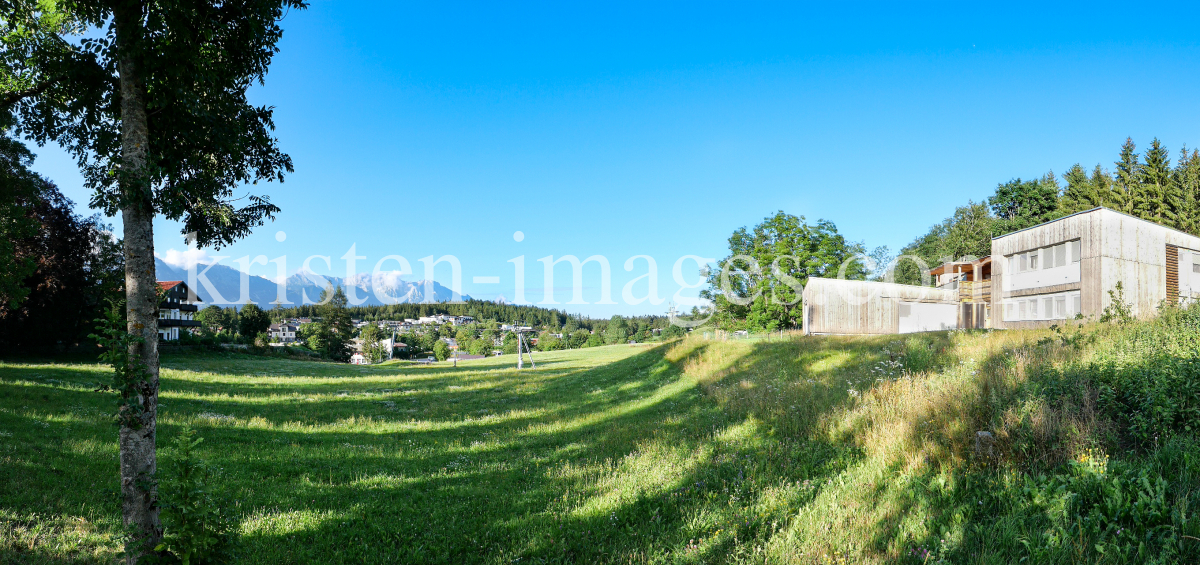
<box><xmin>1100</xmin><ymin>281</ymin><xmax>1134</xmax><ymax>324</ymax></box>
<box><xmin>433</xmin><ymin>340</ymin><xmax>450</xmax><ymax>361</ymax></box>
<box><xmin>935</xmin><ymin>438</ymin><xmax>1200</xmax><ymax>564</ymax></box>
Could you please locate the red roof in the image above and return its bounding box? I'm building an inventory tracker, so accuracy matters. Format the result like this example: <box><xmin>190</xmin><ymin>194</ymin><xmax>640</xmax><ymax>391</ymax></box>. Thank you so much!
<box><xmin>157</xmin><ymin>280</ymin><xmax>199</xmax><ymax>301</ymax></box>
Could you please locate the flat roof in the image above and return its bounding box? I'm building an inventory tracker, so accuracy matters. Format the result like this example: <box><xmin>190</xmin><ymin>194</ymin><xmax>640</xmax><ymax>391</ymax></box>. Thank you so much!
<box><xmin>990</xmin><ymin>206</ymin><xmax>1199</xmax><ymax>241</ymax></box>
<box><xmin>990</xmin><ymin>207</ymin><xmax>1104</xmax><ymax>240</ymax></box>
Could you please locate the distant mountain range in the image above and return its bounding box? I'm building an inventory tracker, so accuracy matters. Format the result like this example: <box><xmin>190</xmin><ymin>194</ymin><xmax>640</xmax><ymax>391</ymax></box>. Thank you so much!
<box><xmin>155</xmin><ymin>258</ymin><xmax>470</xmax><ymax>308</ymax></box>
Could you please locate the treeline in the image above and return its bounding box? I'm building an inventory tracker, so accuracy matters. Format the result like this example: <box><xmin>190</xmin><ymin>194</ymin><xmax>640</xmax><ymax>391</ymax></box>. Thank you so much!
<box><xmin>394</xmin><ymin>315</ymin><xmax>685</xmax><ymax>361</ymax></box>
<box><xmin>0</xmin><ymin>129</ymin><xmax>124</xmax><ymax>353</ymax></box>
<box><xmin>270</xmin><ymin>300</ymin><xmax>582</xmax><ymax>330</ymax></box>
<box><xmin>192</xmin><ymin>296</ymin><xmax>677</xmax><ymax>362</ymax></box>
<box><xmin>267</xmin><ymin>300</ymin><xmax>670</xmax><ymax>335</ymax></box>
<box><xmin>890</xmin><ymin>137</ymin><xmax>1200</xmax><ymax>285</ymax></box>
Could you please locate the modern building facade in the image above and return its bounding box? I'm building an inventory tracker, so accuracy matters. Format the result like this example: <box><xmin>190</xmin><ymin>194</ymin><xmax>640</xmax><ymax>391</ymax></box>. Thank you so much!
<box><xmin>802</xmin><ymin>207</ymin><xmax>1200</xmax><ymax>335</ymax></box>
<box><xmin>992</xmin><ymin>207</ymin><xmax>1200</xmax><ymax>329</ymax></box>
<box><xmin>158</xmin><ymin>281</ymin><xmax>201</xmax><ymax>341</ymax></box>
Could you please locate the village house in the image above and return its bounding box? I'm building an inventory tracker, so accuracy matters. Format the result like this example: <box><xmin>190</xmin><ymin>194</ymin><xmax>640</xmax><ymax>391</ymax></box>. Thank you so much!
<box><xmin>350</xmin><ymin>336</ymin><xmax>396</xmax><ymax>365</ymax></box>
<box><xmin>269</xmin><ymin>322</ymin><xmax>299</xmax><ymax>343</ymax></box>
<box><xmin>415</xmin><ymin>314</ymin><xmax>475</xmax><ymax>327</ymax></box>
<box><xmin>157</xmin><ymin>281</ymin><xmax>201</xmax><ymax>341</ymax></box>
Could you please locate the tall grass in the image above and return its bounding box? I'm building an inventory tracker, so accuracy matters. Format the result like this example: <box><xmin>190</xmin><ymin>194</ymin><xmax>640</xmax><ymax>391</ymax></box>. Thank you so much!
<box><xmin>669</xmin><ymin>311</ymin><xmax>1200</xmax><ymax>564</ymax></box>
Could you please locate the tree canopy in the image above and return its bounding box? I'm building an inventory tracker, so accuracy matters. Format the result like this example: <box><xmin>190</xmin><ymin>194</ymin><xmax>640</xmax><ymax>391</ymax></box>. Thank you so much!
<box><xmin>988</xmin><ymin>174</ymin><xmax>1060</xmax><ymax>235</ymax></box>
<box><xmin>3</xmin><ymin>0</ymin><xmax>300</xmax><ymax>248</ymax></box>
<box><xmin>703</xmin><ymin>211</ymin><xmax>866</xmax><ymax>331</ymax></box>
<box><xmin>0</xmin><ymin>131</ymin><xmax>123</xmax><ymax>351</ymax></box>
<box><xmin>237</xmin><ymin>303</ymin><xmax>270</xmax><ymax>339</ymax></box>
<box><xmin>0</xmin><ymin>125</ymin><xmax>43</xmax><ymax>310</ymax></box>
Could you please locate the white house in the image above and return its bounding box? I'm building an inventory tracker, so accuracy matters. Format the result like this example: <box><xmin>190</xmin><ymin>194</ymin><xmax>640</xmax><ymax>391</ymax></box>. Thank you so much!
<box><xmin>269</xmin><ymin>322</ymin><xmax>299</xmax><ymax>343</ymax></box>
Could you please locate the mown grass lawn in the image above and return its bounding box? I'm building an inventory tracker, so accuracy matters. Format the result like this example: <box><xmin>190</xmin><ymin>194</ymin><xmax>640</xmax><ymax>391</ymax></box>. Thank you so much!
<box><xmin>0</xmin><ymin>339</ymin><xmax>861</xmax><ymax>564</ymax></box>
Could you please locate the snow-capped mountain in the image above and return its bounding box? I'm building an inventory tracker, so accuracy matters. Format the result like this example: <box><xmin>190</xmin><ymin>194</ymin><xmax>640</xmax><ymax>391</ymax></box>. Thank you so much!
<box><xmin>155</xmin><ymin>258</ymin><xmax>469</xmax><ymax>308</ymax></box>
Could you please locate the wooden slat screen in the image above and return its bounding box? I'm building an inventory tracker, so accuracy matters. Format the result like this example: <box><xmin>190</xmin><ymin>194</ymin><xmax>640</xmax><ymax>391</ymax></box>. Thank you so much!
<box><xmin>1167</xmin><ymin>244</ymin><xmax>1179</xmax><ymax>304</ymax></box>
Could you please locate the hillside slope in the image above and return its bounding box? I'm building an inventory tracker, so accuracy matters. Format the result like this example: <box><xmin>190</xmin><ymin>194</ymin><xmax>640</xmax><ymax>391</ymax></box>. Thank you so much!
<box><xmin>2</xmin><ymin>312</ymin><xmax>1200</xmax><ymax>563</ymax></box>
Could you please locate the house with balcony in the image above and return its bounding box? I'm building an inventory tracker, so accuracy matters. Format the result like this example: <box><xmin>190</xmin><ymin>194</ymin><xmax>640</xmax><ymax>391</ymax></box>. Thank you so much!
<box><xmin>157</xmin><ymin>281</ymin><xmax>201</xmax><ymax>341</ymax></box>
<box><xmin>269</xmin><ymin>322</ymin><xmax>299</xmax><ymax>343</ymax></box>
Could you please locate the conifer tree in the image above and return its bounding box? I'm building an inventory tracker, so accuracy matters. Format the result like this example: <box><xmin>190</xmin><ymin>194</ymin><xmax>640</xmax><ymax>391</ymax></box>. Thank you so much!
<box><xmin>1174</xmin><ymin>147</ymin><xmax>1200</xmax><ymax>235</ymax></box>
<box><xmin>1114</xmin><ymin>138</ymin><xmax>1141</xmax><ymax>214</ymax></box>
<box><xmin>316</xmin><ymin>285</ymin><xmax>353</xmax><ymax>362</ymax></box>
<box><xmin>1060</xmin><ymin>163</ymin><xmax>1099</xmax><ymax>214</ymax></box>
<box><xmin>1136</xmin><ymin>138</ymin><xmax>1176</xmax><ymax>226</ymax></box>
<box><xmin>1092</xmin><ymin>164</ymin><xmax>1119</xmax><ymax>209</ymax></box>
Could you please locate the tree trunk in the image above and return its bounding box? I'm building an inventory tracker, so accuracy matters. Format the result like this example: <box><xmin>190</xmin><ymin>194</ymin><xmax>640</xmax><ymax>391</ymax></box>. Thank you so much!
<box><xmin>115</xmin><ymin>4</ymin><xmax>162</xmax><ymax>562</ymax></box>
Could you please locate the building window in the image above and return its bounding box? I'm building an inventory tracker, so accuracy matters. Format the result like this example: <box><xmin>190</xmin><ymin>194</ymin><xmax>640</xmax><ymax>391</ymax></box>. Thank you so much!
<box><xmin>1008</xmin><ymin>239</ymin><xmax>1082</xmax><ymax>274</ymax></box>
<box><xmin>1004</xmin><ymin>290</ymin><xmax>1081</xmax><ymax>322</ymax></box>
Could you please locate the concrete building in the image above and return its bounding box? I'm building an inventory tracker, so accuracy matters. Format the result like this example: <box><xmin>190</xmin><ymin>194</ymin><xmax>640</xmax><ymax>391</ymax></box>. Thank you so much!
<box><xmin>802</xmin><ymin>207</ymin><xmax>1200</xmax><ymax>335</ymax></box>
<box><xmin>992</xmin><ymin>207</ymin><xmax>1200</xmax><ymax>329</ymax></box>
<box><xmin>801</xmin><ymin>278</ymin><xmax>960</xmax><ymax>335</ymax></box>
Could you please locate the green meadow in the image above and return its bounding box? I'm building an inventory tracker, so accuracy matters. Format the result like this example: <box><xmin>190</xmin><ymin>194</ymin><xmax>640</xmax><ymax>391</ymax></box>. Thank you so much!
<box><xmin>3</xmin><ymin>320</ymin><xmax>1200</xmax><ymax>564</ymax></box>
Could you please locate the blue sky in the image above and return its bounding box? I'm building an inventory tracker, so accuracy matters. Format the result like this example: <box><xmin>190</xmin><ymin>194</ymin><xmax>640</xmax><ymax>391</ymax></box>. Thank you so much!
<box><xmin>26</xmin><ymin>1</ymin><xmax>1200</xmax><ymax>317</ymax></box>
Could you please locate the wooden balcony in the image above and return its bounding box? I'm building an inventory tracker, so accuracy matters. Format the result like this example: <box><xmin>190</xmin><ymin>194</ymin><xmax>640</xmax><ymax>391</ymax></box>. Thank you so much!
<box><xmin>959</xmin><ymin>281</ymin><xmax>992</xmax><ymax>303</ymax></box>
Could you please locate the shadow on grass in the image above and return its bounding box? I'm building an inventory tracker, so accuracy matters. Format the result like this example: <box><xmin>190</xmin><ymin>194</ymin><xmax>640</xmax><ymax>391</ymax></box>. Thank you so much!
<box><xmin>217</xmin><ymin>340</ymin><xmax>864</xmax><ymax>564</ymax></box>
<box><xmin>0</xmin><ymin>339</ymin><xmax>869</xmax><ymax>564</ymax></box>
